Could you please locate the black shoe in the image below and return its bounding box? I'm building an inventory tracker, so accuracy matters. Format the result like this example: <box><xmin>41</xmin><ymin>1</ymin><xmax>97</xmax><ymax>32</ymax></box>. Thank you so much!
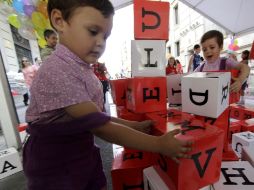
<box><xmin>24</xmin><ymin>102</ymin><xmax>29</xmax><ymax>106</ymax></box>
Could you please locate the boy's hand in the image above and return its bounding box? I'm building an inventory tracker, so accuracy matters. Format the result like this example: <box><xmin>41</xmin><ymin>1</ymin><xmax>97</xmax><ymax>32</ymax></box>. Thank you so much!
<box><xmin>230</xmin><ymin>80</ymin><xmax>241</xmax><ymax>92</ymax></box>
<box><xmin>157</xmin><ymin>129</ymin><xmax>193</xmax><ymax>163</ymax></box>
<box><xmin>132</xmin><ymin>120</ymin><xmax>153</xmax><ymax>134</ymax></box>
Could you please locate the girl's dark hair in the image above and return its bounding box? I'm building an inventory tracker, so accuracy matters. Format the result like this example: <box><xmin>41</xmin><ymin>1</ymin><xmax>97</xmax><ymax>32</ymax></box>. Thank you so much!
<box><xmin>48</xmin><ymin>0</ymin><xmax>114</xmax><ymax>29</ymax></box>
<box><xmin>201</xmin><ymin>30</ymin><xmax>224</xmax><ymax>48</ymax></box>
<box><xmin>242</xmin><ymin>50</ymin><xmax>250</xmax><ymax>60</ymax></box>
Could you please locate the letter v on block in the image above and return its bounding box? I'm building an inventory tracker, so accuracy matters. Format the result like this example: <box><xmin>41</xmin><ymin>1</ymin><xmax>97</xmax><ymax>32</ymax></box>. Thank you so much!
<box><xmin>191</xmin><ymin>147</ymin><xmax>216</xmax><ymax>178</ymax></box>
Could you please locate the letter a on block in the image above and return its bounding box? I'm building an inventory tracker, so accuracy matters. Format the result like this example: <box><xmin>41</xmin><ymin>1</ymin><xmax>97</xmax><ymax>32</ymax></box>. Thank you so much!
<box><xmin>134</xmin><ymin>0</ymin><xmax>169</xmax><ymax>40</ymax></box>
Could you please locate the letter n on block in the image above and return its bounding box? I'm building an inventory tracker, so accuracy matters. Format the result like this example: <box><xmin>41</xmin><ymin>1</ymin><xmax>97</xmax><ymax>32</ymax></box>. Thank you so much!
<box><xmin>155</xmin><ymin>120</ymin><xmax>224</xmax><ymax>190</ymax></box>
<box><xmin>111</xmin><ymin>149</ymin><xmax>156</xmax><ymax>190</ymax></box>
<box><xmin>134</xmin><ymin>0</ymin><xmax>169</xmax><ymax>40</ymax></box>
<box><xmin>126</xmin><ymin>77</ymin><xmax>167</xmax><ymax>113</ymax></box>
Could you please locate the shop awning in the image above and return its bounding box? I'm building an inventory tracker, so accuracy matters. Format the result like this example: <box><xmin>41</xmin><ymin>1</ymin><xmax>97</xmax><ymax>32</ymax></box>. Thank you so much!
<box><xmin>179</xmin><ymin>0</ymin><xmax>254</xmax><ymax>37</ymax></box>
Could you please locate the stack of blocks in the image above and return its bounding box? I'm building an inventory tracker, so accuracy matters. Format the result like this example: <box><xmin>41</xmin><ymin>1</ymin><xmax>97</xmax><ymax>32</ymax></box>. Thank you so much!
<box><xmin>110</xmin><ymin>0</ymin><xmax>254</xmax><ymax>189</ymax></box>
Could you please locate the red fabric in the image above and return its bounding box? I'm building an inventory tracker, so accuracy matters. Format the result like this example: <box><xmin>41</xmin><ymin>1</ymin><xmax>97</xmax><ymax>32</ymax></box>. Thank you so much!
<box><xmin>92</xmin><ymin>63</ymin><xmax>108</xmax><ymax>81</ymax></box>
<box><xmin>166</xmin><ymin>65</ymin><xmax>177</xmax><ymax>75</ymax></box>
<box><xmin>250</xmin><ymin>40</ymin><xmax>254</xmax><ymax>60</ymax></box>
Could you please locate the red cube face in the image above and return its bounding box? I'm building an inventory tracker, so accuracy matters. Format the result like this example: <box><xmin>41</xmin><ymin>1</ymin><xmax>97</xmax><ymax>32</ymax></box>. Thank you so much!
<box><xmin>116</xmin><ymin>106</ymin><xmax>146</xmax><ymax>121</ymax></box>
<box><xmin>111</xmin><ymin>149</ymin><xmax>156</xmax><ymax>190</ymax></box>
<box><xmin>110</xmin><ymin>79</ymin><xmax>129</xmax><ymax>106</ymax></box>
<box><xmin>145</xmin><ymin>109</ymin><xmax>194</xmax><ymax>135</ymax></box>
<box><xmin>134</xmin><ymin>0</ymin><xmax>169</xmax><ymax>40</ymax></box>
<box><xmin>195</xmin><ymin>108</ymin><xmax>230</xmax><ymax>152</ymax></box>
<box><xmin>155</xmin><ymin>120</ymin><xmax>224</xmax><ymax>190</ymax></box>
<box><xmin>126</xmin><ymin>77</ymin><xmax>167</xmax><ymax>113</ymax></box>
<box><xmin>228</xmin><ymin>122</ymin><xmax>242</xmax><ymax>143</ymax></box>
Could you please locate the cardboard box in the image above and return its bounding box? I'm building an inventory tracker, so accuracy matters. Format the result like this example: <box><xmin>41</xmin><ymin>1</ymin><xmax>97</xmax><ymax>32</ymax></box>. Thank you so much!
<box><xmin>0</xmin><ymin>148</ymin><xmax>23</xmax><ymax>180</ymax></box>
<box><xmin>166</xmin><ymin>74</ymin><xmax>182</xmax><ymax>105</ymax></box>
<box><xmin>155</xmin><ymin>120</ymin><xmax>224</xmax><ymax>190</ymax></box>
<box><xmin>232</xmin><ymin>131</ymin><xmax>254</xmax><ymax>158</ymax></box>
<box><xmin>213</xmin><ymin>161</ymin><xmax>254</xmax><ymax>190</ymax></box>
<box><xmin>111</xmin><ymin>149</ymin><xmax>156</xmax><ymax>190</ymax></box>
<box><xmin>131</xmin><ymin>40</ymin><xmax>166</xmax><ymax>77</ymax></box>
<box><xmin>126</xmin><ymin>77</ymin><xmax>167</xmax><ymax>113</ymax></box>
<box><xmin>110</xmin><ymin>79</ymin><xmax>129</xmax><ymax>106</ymax></box>
<box><xmin>134</xmin><ymin>0</ymin><xmax>169</xmax><ymax>40</ymax></box>
<box><xmin>239</xmin><ymin>118</ymin><xmax>254</xmax><ymax>132</ymax></box>
<box><xmin>182</xmin><ymin>72</ymin><xmax>231</xmax><ymax>118</ymax></box>
<box><xmin>143</xmin><ymin>166</ymin><xmax>176</xmax><ymax>190</ymax></box>
<box><xmin>242</xmin><ymin>146</ymin><xmax>254</xmax><ymax>168</ymax></box>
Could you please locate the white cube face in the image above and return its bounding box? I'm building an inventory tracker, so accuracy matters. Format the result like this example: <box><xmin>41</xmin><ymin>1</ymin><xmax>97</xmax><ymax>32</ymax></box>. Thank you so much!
<box><xmin>232</xmin><ymin>131</ymin><xmax>254</xmax><ymax>158</ymax></box>
<box><xmin>242</xmin><ymin>146</ymin><xmax>254</xmax><ymax>168</ymax></box>
<box><xmin>131</xmin><ymin>40</ymin><xmax>166</xmax><ymax>77</ymax></box>
<box><xmin>213</xmin><ymin>161</ymin><xmax>254</xmax><ymax>190</ymax></box>
<box><xmin>167</xmin><ymin>74</ymin><xmax>182</xmax><ymax>105</ymax></box>
<box><xmin>0</xmin><ymin>148</ymin><xmax>23</xmax><ymax>179</ymax></box>
<box><xmin>182</xmin><ymin>72</ymin><xmax>230</xmax><ymax>118</ymax></box>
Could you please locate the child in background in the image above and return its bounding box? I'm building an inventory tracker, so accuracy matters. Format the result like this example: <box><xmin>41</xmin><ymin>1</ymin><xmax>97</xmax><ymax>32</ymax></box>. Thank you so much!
<box><xmin>166</xmin><ymin>56</ymin><xmax>177</xmax><ymax>75</ymax></box>
<box><xmin>238</xmin><ymin>50</ymin><xmax>250</xmax><ymax>104</ymax></box>
<box><xmin>195</xmin><ymin>30</ymin><xmax>250</xmax><ymax>93</ymax></box>
<box><xmin>23</xmin><ymin>1</ymin><xmax>192</xmax><ymax>190</ymax></box>
<box><xmin>40</xmin><ymin>29</ymin><xmax>58</xmax><ymax>61</ymax></box>
<box><xmin>21</xmin><ymin>57</ymin><xmax>38</xmax><ymax>106</ymax></box>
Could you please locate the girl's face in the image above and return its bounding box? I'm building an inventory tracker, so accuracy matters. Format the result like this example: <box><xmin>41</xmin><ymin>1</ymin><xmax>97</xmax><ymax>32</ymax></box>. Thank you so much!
<box><xmin>201</xmin><ymin>37</ymin><xmax>222</xmax><ymax>63</ymax></box>
<box><xmin>169</xmin><ymin>58</ymin><xmax>175</xmax><ymax>66</ymax></box>
<box><xmin>56</xmin><ymin>7</ymin><xmax>113</xmax><ymax>64</ymax></box>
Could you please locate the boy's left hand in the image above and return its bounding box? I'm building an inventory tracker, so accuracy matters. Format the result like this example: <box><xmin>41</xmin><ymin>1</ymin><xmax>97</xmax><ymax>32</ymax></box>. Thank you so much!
<box><xmin>132</xmin><ymin>120</ymin><xmax>153</xmax><ymax>134</ymax></box>
<box><xmin>230</xmin><ymin>80</ymin><xmax>241</xmax><ymax>92</ymax></box>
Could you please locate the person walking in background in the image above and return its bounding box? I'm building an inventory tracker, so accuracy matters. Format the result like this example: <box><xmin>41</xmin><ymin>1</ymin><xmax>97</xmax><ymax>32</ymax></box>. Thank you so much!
<box><xmin>166</xmin><ymin>56</ymin><xmax>177</xmax><ymax>75</ymax></box>
<box><xmin>21</xmin><ymin>57</ymin><xmax>38</xmax><ymax>106</ymax></box>
<box><xmin>23</xmin><ymin>1</ymin><xmax>192</xmax><ymax>189</ymax></box>
<box><xmin>188</xmin><ymin>44</ymin><xmax>201</xmax><ymax>72</ymax></box>
<box><xmin>40</xmin><ymin>29</ymin><xmax>58</xmax><ymax>61</ymax></box>
<box><xmin>92</xmin><ymin>61</ymin><xmax>109</xmax><ymax>104</ymax></box>
<box><xmin>238</xmin><ymin>50</ymin><xmax>250</xmax><ymax>104</ymax></box>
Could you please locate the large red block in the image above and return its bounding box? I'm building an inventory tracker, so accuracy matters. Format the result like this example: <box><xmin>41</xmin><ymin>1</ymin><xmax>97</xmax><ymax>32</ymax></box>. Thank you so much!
<box><xmin>126</xmin><ymin>77</ymin><xmax>167</xmax><ymax>113</ymax></box>
<box><xmin>134</xmin><ymin>0</ymin><xmax>169</xmax><ymax>40</ymax></box>
<box><xmin>228</xmin><ymin>121</ymin><xmax>242</xmax><ymax>143</ymax></box>
<box><xmin>110</xmin><ymin>79</ymin><xmax>129</xmax><ymax>106</ymax></box>
<box><xmin>116</xmin><ymin>106</ymin><xmax>146</xmax><ymax>121</ymax></box>
<box><xmin>195</xmin><ymin>108</ymin><xmax>230</xmax><ymax>151</ymax></box>
<box><xmin>155</xmin><ymin>120</ymin><xmax>224</xmax><ymax>190</ymax></box>
<box><xmin>111</xmin><ymin>149</ymin><xmax>156</xmax><ymax>190</ymax></box>
<box><xmin>239</xmin><ymin>118</ymin><xmax>254</xmax><ymax>132</ymax></box>
<box><xmin>230</xmin><ymin>104</ymin><xmax>254</xmax><ymax>120</ymax></box>
<box><xmin>145</xmin><ymin>109</ymin><xmax>194</xmax><ymax>135</ymax></box>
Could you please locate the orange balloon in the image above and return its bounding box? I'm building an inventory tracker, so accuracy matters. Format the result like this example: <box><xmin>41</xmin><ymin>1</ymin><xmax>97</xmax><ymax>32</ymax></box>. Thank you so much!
<box><xmin>37</xmin><ymin>1</ymin><xmax>48</xmax><ymax>18</ymax></box>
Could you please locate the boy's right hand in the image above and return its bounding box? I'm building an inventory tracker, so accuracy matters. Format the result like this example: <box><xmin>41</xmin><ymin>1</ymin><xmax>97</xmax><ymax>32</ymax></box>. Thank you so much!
<box><xmin>157</xmin><ymin>129</ymin><xmax>193</xmax><ymax>163</ymax></box>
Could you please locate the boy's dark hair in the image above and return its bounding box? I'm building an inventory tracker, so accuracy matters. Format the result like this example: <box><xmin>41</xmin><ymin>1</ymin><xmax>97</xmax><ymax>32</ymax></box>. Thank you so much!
<box><xmin>47</xmin><ymin>0</ymin><xmax>115</xmax><ymax>30</ymax></box>
<box><xmin>44</xmin><ymin>29</ymin><xmax>56</xmax><ymax>39</ymax></box>
<box><xmin>194</xmin><ymin>44</ymin><xmax>200</xmax><ymax>50</ymax></box>
<box><xmin>242</xmin><ymin>50</ymin><xmax>250</xmax><ymax>60</ymax></box>
<box><xmin>201</xmin><ymin>30</ymin><xmax>224</xmax><ymax>48</ymax></box>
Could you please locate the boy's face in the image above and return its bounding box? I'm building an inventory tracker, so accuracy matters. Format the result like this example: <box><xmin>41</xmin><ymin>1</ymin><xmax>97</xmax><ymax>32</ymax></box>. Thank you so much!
<box><xmin>201</xmin><ymin>37</ymin><xmax>222</xmax><ymax>63</ymax></box>
<box><xmin>55</xmin><ymin>6</ymin><xmax>113</xmax><ymax>64</ymax></box>
<box><xmin>46</xmin><ymin>34</ymin><xmax>58</xmax><ymax>48</ymax></box>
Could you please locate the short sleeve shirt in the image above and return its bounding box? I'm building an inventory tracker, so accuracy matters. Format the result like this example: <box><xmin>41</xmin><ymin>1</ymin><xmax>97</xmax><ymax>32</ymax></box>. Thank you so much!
<box><xmin>195</xmin><ymin>57</ymin><xmax>238</xmax><ymax>72</ymax></box>
<box><xmin>26</xmin><ymin>44</ymin><xmax>104</xmax><ymax>123</ymax></box>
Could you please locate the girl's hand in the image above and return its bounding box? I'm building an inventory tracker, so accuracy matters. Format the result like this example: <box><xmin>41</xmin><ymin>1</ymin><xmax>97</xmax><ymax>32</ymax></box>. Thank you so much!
<box><xmin>132</xmin><ymin>120</ymin><xmax>153</xmax><ymax>134</ymax></box>
<box><xmin>157</xmin><ymin>129</ymin><xmax>193</xmax><ymax>163</ymax></box>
